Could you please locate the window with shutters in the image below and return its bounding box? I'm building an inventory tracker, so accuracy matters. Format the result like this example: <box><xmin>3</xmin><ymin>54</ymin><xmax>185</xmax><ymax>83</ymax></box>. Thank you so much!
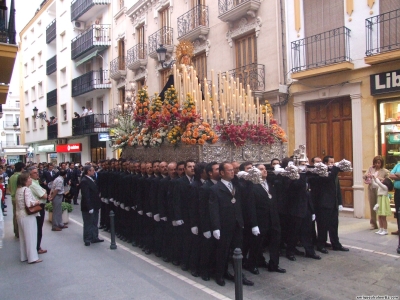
<box><xmin>159</xmin><ymin>7</ymin><xmax>172</xmax><ymax>45</ymax></box>
<box><xmin>192</xmin><ymin>52</ymin><xmax>207</xmax><ymax>90</ymax></box>
<box><xmin>137</xmin><ymin>25</ymin><xmax>146</xmax><ymax>59</ymax></box>
<box><xmin>379</xmin><ymin>0</ymin><xmax>400</xmax><ymax>53</ymax></box>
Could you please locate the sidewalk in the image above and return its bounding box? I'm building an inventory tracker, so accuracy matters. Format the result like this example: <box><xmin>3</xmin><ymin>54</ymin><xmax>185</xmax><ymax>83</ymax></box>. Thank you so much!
<box><xmin>1</xmin><ymin>195</ymin><xmax>399</xmax><ymax>300</ymax></box>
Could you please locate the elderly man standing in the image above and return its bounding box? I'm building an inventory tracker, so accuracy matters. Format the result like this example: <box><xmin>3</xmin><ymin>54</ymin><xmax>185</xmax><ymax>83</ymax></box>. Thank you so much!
<box><xmin>49</xmin><ymin>170</ymin><xmax>68</xmax><ymax>231</ymax></box>
<box><xmin>29</xmin><ymin>167</ymin><xmax>48</xmax><ymax>254</ymax></box>
<box><xmin>9</xmin><ymin>162</ymin><xmax>26</xmax><ymax>238</ymax></box>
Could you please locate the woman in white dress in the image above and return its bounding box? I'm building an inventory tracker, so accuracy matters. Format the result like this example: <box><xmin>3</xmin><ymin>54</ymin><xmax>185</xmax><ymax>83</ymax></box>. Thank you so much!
<box><xmin>15</xmin><ymin>172</ymin><xmax>42</xmax><ymax>264</ymax></box>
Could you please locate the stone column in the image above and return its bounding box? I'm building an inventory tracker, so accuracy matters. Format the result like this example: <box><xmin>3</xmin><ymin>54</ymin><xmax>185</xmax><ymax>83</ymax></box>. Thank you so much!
<box><xmin>351</xmin><ymin>94</ymin><xmax>365</xmax><ymax>218</ymax></box>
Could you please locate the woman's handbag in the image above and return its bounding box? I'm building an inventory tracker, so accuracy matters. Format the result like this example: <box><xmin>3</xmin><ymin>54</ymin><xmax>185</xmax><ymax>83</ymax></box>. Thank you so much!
<box><xmin>24</xmin><ymin>188</ymin><xmax>42</xmax><ymax>215</ymax></box>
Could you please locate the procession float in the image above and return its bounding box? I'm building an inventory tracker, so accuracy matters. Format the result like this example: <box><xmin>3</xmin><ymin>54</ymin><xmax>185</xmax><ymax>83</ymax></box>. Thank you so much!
<box><xmin>110</xmin><ymin>41</ymin><xmax>288</xmax><ymax>163</ymax></box>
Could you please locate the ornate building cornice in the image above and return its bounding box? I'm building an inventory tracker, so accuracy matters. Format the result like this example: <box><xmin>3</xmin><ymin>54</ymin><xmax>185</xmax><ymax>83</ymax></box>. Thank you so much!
<box><xmin>226</xmin><ymin>17</ymin><xmax>262</xmax><ymax>48</ymax></box>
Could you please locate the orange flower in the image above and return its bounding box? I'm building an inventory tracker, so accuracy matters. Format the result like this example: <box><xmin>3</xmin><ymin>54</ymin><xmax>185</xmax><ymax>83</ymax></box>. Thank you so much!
<box><xmin>198</xmin><ymin>139</ymin><xmax>205</xmax><ymax>145</ymax></box>
<box><xmin>212</xmin><ymin>138</ymin><xmax>218</xmax><ymax>144</ymax></box>
<box><xmin>193</xmin><ymin>132</ymin><xmax>199</xmax><ymax>138</ymax></box>
<box><xmin>201</xmin><ymin>134</ymin><xmax>207</xmax><ymax>140</ymax></box>
<box><xmin>139</xmin><ymin>109</ymin><xmax>143</xmax><ymax>114</ymax></box>
<box><xmin>191</xmin><ymin>139</ymin><xmax>196</xmax><ymax>145</ymax></box>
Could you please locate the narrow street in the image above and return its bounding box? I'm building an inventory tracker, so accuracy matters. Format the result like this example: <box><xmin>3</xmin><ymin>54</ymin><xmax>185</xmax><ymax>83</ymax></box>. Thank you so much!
<box><xmin>1</xmin><ymin>195</ymin><xmax>399</xmax><ymax>300</ymax></box>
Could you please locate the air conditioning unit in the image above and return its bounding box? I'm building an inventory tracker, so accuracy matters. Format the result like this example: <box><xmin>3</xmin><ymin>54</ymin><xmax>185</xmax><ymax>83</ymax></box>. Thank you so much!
<box><xmin>73</xmin><ymin>21</ymin><xmax>85</xmax><ymax>31</ymax></box>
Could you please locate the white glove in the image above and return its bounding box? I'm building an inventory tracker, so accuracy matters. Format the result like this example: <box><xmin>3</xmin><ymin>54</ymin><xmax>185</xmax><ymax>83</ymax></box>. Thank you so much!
<box><xmin>154</xmin><ymin>214</ymin><xmax>160</xmax><ymax>222</ymax></box>
<box><xmin>176</xmin><ymin>220</ymin><xmax>184</xmax><ymax>226</ymax></box>
<box><xmin>120</xmin><ymin>203</ymin><xmax>125</xmax><ymax>209</ymax></box>
<box><xmin>138</xmin><ymin>210</ymin><xmax>143</xmax><ymax>215</ymax></box>
<box><xmin>251</xmin><ymin>226</ymin><xmax>260</xmax><ymax>236</ymax></box>
<box><xmin>109</xmin><ymin>198</ymin><xmax>114</xmax><ymax>202</ymax></box>
<box><xmin>191</xmin><ymin>226</ymin><xmax>198</xmax><ymax>235</ymax></box>
<box><xmin>101</xmin><ymin>197</ymin><xmax>105</xmax><ymax>202</ymax></box>
<box><xmin>203</xmin><ymin>231</ymin><xmax>211</xmax><ymax>239</ymax></box>
<box><xmin>131</xmin><ymin>206</ymin><xmax>136</xmax><ymax>210</ymax></box>
<box><xmin>312</xmin><ymin>214</ymin><xmax>316</xmax><ymax>221</ymax></box>
<box><xmin>114</xmin><ymin>201</ymin><xmax>118</xmax><ymax>207</ymax></box>
<box><xmin>213</xmin><ymin>230</ymin><xmax>220</xmax><ymax>240</ymax></box>
<box><xmin>125</xmin><ymin>207</ymin><xmax>130</xmax><ymax>211</ymax></box>
<box><xmin>105</xmin><ymin>198</ymin><xmax>109</xmax><ymax>204</ymax></box>
<box><xmin>161</xmin><ymin>217</ymin><xmax>167</xmax><ymax>221</ymax></box>
<box><xmin>89</xmin><ymin>209</ymin><xmax>94</xmax><ymax>214</ymax></box>
<box><xmin>373</xmin><ymin>204</ymin><xmax>379</xmax><ymax>211</ymax></box>
<box><xmin>172</xmin><ymin>221</ymin><xmax>177</xmax><ymax>226</ymax></box>
<box><xmin>146</xmin><ymin>212</ymin><xmax>153</xmax><ymax>217</ymax></box>
<box><xmin>338</xmin><ymin>205</ymin><xmax>343</xmax><ymax>211</ymax></box>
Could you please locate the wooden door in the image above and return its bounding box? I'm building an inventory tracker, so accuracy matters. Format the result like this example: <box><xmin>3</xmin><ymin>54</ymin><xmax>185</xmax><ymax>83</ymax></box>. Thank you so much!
<box><xmin>192</xmin><ymin>52</ymin><xmax>207</xmax><ymax>89</ymax></box>
<box><xmin>118</xmin><ymin>39</ymin><xmax>125</xmax><ymax>69</ymax></box>
<box><xmin>305</xmin><ymin>97</ymin><xmax>354</xmax><ymax>208</ymax></box>
<box><xmin>137</xmin><ymin>25</ymin><xmax>146</xmax><ymax>59</ymax></box>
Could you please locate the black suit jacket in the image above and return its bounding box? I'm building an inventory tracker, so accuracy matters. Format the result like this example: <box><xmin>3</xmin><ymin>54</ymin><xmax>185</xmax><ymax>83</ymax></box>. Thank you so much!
<box><xmin>318</xmin><ymin>166</ymin><xmax>342</xmax><ymax>209</ymax></box>
<box><xmin>209</xmin><ymin>181</ymin><xmax>244</xmax><ymax>232</ymax></box>
<box><xmin>43</xmin><ymin>170</ymin><xmax>56</xmax><ymax>184</ymax></box>
<box><xmin>286</xmin><ymin>174</ymin><xmax>314</xmax><ymax>218</ymax></box>
<box><xmin>198</xmin><ymin>180</ymin><xmax>215</xmax><ymax>233</ymax></box>
<box><xmin>80</xmin><ymin>176</ymin><xmax>101</xmax><ymax>212</ymax></box>
<box><xmin>250</xmin><ymin>183</ymin><xmax>279</xmax><ymax>232</ymax></box>
<box><xmin>173</xmin><ymin>175</ymin><xmax>192</xmax><ymax>222</ymax></box>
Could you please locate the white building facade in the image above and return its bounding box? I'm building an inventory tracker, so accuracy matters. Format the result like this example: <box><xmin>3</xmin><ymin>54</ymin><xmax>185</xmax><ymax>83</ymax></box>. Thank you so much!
<box><xmin>19</xmin><ymin>0</ymin><xmax>114</xmax><ymax>165</ymax></box>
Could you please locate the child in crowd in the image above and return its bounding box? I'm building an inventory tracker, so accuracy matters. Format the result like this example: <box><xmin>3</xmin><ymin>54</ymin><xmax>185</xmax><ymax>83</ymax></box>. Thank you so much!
<box><xmin>372</xmin><ymin>176</ymin><xmax>393</xmax><ymax>235</ymax></box>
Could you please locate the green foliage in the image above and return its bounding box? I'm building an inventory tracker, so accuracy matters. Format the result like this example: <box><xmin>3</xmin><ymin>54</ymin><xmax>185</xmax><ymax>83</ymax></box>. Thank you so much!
<box><xmin>44</xmin><ymin>202</ymin><xmax>74</xmax><ymax>213</ymax></box>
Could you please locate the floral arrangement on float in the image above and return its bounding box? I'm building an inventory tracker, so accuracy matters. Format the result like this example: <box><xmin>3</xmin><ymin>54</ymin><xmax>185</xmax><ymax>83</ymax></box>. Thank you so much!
<box><xmin>110</xmin><ymin>40</ymin><xmax>287</xmax><ymax>151</ymax></box>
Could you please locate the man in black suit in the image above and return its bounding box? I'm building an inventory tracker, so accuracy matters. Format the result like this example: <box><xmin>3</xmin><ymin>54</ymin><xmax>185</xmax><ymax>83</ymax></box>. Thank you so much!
<box><xmin>43</xmin><ymin>163</ymin><xmax>57</xmax><ymax>194</ymax></box>
<box><xmin>245</xmin><ymin>164</ymin><xmax>286</xmax><ymax>274</ymax></box>
<box><xmin>316</xmin><ymin>156</ymin><xmax>349</xmax><ymax>253</ymax></box>
<box><xmin>198</xmin><ymin>161</ymin><xmax>219</xmax><ymax>281</ymax></box>
<box><xmin>172</xmin><ymin>159</ymin><xmax>195</xmax><ymax>271</ymax></box>
<box><xmin>209</xmin><ymin>162</ymin><xmax>253</xmax><ymax>287</ymax></box>
<box><xmin>80</xmin><ymin>165</ymin><xmax>103</xmax><ymax>246</ymax></box>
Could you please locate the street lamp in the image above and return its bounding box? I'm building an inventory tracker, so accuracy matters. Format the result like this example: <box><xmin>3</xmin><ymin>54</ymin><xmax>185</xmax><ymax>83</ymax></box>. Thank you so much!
<box><xmin>156</xmin><ymin>44</ymin><xmax>175</xmax><ymax>69</ymax></box>
<box><xmin>33</xmin><ymin>107</ymin><xmax>46</xmax><ymax>120</ymax></box>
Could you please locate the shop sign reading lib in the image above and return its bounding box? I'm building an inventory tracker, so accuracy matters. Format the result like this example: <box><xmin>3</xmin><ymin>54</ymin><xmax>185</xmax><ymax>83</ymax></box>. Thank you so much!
<box><xmin>370</xmin><ymin>69</ymin><xmax>400</xmax><ymax>95</ymax></box>
<box><xmin>56</xmin><ymin>143</ymin><xmax>82</xmax><ymax>153</ymax></box>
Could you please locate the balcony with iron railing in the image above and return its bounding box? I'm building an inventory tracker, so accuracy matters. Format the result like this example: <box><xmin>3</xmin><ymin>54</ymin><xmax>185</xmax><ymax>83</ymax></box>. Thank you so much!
<box><xmin>71</xmin><ymin>24</ymin><xmax>111</xmax><ymax>60</ymax></box>
<box><xmin>0</xmin><ymin>2</ymin><xmax>16</xmax><ymax>45</ymax></box>
<box><xmin>223</xmin><ymin>63</ymin><xmax>265</xmax><ymax>93</ymax></box>
<box><xmin>127</xmin><ymin>43</ymin><xmax>147</xmax><ymax>71</ymax></box>
<box><xmin>46</xmin><ymin>19</ymin><xmax>56</xmax><ymax>44</ymax></box>
<box><xmin>46</xmin><ymin>55</ymin><xmax>57</xmax><ymax>75</ymax></box>
<box><xmin>72</xmin><ymin>113</ymin><xmax>109</xmax><ymax>136</ymax></box>
<box><xmin>290</xmin><ymin>26</ymin><xmax>353</xmax><ymax>80</ymax></box>
<box><xmin>110</xmin><ymin>56</ymin><xmax>126</xmax><ymax>80</ymax></box>
<box><xmin>47</xmin><ymin>89</ymin><xmax>57</xmax><ymax>107</ymax></box>
<box><xmin>365</xmin><ymin>8</ymin><xmax>400</xmax><ymax>65</ymax></box>
<box><xmin>148</xmin><ymin>27</ymin><xmax>173</xmax><ymax>60</ymax></box>
<box><xmin>72</xmin><ymin>69</ymin><xmax>111</xmax><ymax>97</ymax></box>
<box><xmin>71</xmin><ymin>0</ymin><xmax>111</xmax><ymax>22</ymax></box>
<box><xmin>178</xmin><ymin>5</ymin><xmax>209</xmax><ymax>42</ymax></box>
<box><xmin>3</xmin><ymin>121</ymin><xmax>18</xmax><ymax>129</ymax></box>
<box><xmin>218</xmin><ymin>0</ymin><xmax>261</xmax><ymax>23</ymax></box>
<box><xmin>47</xmin><ymin>123</ymin><xmax>58</xmax><ymax>140</ymax></box>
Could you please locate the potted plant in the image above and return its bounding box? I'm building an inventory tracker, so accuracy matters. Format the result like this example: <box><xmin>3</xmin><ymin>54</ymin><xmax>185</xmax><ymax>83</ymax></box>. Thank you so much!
<box><xmin>45</xmin><ymin>202</ymin><xmax>74</xmax><ymax>223</ymax></box>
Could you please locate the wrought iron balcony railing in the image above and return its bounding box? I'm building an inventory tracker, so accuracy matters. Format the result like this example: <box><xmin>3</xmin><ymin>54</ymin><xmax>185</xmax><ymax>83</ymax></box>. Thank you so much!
<box><xmin>178</xmin><ymin>5</ymin><xmax>209</xmax><ymax>38</ymax></box>
<box><xmin>72</xmin><ymin>69</ymin><xmax>110</xmax><ymax>97</ymax></box>
<box><xmin>148</xmin><ymin>26</ymin><xmax>173</xmax><ymax>54</ymax></box>
<box><xmin>0</xmin><ymin>2</ymin><xmax>16</xmax><ymax>45</ymax></box>
<box><xmin>46</xmin><ymin>19</ymin><xmax>56</xmax><ymax>44</ymax></box>
<box><xmin>72</xmin><ymin>113</ymin><xmax>109</xmax><ymax>136</ymax></box>
<box><xmin>110</xmin><ymin>56</ymin><xmax>126</xmax><ymax>80</ymax></box>
<box><xmin>224</xmin><ymin>63</ymin><xmax>265</xmax><ymax>92</ymax></box>
<box><xmin>71</xmin><ymin>24</ymin><xmax>111</xmax><ymax>59</ymax></box>
<box><xmin>218</xmin><ymin>0</ymin><xmax>259</xmax><ymax>16</ymax></box>
<box><xmin>46</xmin><ymin>55</ymin><xmax>57</xmax><ymax>75</ymax></box>
<box><xmin>291</xmin><ymin>26</ymin><xmax>351</xmax><ymax>73</ymax></box>
<box><xmin>3</xmin><ymin>121</ymin><xmax>18</xmax><ymax>128</ymax></box>
<box><xmin>47</xmin><ymin>123</ymin><xmax>58</xmax><ymax>140</ymax></box>
<box><xmin>47</xmin><ymin>89</ymin><xmax>57</xmax><ymax>107</ymax></box>
<box><xmin>71</xmin><ymin>0</ymin><xmax>111</xmax><ymax>21</ymax></box>
<box><xmin>366</xmin><ymin>8</ymin><xmax>400</xmax><ymax>56</ymax></box>
<box><xmin>126</xmin><ymin>43</ymin><xmax>147</xmax><ymax>69</ymax></box>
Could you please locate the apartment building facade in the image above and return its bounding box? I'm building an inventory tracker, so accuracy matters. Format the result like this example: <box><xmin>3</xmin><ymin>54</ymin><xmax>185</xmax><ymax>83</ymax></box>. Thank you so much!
<box><xmin>110</xmin><ymin>0</ymin><xmax>288</xmax><ymax>148</ymax></box>
<box><xmin>285</xmin><ymin>0</ymin><xmax>400</xmax><ymax>218</ymax></box>
<box><xmin>19</xmin><ymin>0</ymin><xmax>114</xmax><ymax>164</ymax></box>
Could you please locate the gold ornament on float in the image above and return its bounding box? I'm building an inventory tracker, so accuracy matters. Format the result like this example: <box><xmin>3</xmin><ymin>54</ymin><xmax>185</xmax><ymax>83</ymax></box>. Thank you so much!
<box><xmin>175</xmin><ymin>40</ymin><xmax>194</xmax><ymax>66</ymax></box>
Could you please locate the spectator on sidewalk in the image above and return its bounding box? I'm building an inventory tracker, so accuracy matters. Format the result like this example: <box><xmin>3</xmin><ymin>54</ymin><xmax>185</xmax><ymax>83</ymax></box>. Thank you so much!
<box><xmin>0</xmin><ymin>177</ymin><xmax>5</xmax><ymax>216</ymax></box>
<box><xmin>29</xmin><ymin>167</ymin><xmax>48</xmax><ymax>254</ymax></box>
<box><xmin>15</xmin><ymin>172</ymin><xmax>42</xmax><ymax>264</ymax></box>
<box><xmin>48</xmin><ymin>170</ymin><xmax>68</xmax><ymax>231</ymax></box>
<box><xmin>9</xmin><ymin>162</ymin><xmax>26</xmax><ymax>238</ymax></box>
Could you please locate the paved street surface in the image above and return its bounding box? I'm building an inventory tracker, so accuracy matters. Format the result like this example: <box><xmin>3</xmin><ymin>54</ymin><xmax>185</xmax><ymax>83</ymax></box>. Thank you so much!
<box><xmin>1</xmin><ymin>194</ymin><xmax>399</xmax><ymax>300</ymax></box>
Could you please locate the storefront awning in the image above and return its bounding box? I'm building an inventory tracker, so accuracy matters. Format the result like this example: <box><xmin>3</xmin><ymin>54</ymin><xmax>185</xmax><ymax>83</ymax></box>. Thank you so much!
<box><xmin>75</xmin><ymin>50</ymin><xmax>98</xmax><ymax>67</ymax></box>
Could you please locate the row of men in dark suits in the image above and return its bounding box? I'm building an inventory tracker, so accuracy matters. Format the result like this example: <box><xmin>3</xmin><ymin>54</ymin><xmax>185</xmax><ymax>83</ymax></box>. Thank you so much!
<box><xmin>96</xmin><ymin>156</ymin><xmax>347</xmax><ymax>287</ymax></box>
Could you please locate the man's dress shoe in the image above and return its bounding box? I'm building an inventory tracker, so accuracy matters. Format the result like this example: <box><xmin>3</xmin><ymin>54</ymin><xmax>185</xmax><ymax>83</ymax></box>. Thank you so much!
<box><xmin>201</xmin><ymin>273</ymin><xmax>210</xmax><ymax>281</ymax></box>
<box><xmin>317</xmin><ymin>247</ymin><xmax>329</xmax><ymax>254</ymax></box>
<box><xmin>245</xmin><ymin>266</ymin><xmax>260</xmax><ymax>275</ymax></box>
<box><xmin>286</xmin><ymin>255</ymin><xmax>296</xmax><ymax>261</ymax></box>
<box><xmin>216</xmin><ymin>277</ymin><xmax>225</xmax><ymax>286</ymax></box>
<box><xmin>181</xmin><ymin>264</ymin><xmax>189</xmax><ymax>271</ymax></box>
<box><xmin>305</xmin><ymin>253</ymin><xmax>321</xmax><ymax>260</ymax></box>
<box><xmin>92</xmin><ymin>238</ymin><xmax>104</xmax><ymax>243</ymax></box>
<box><xmin>191</xmin><ymin>270</ymin><xmax>199</xmax><ymax>277</ymax></box>
<box><xmin>84</xmin><ymin>242</ymin><xmax>90</xmax><ymax>246</ymax></box>
<box><xmin>268</xmin><ymin>266</ymin><xmax>286</xmax><ymax>273</ymax></box>
<box><xmin>332</xmin><ymin>246</ymin><xmax>349</xmax><ymax>252</ymax></box>
<box><xmin>224</xmin><ymin>271</ymin><xmax>234</xmax><ymax>281</ymax></box>
<box><xmin>242</xmin><ymin>277</ymin><xmax>254</xmax><ymax>286</ymax></box>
